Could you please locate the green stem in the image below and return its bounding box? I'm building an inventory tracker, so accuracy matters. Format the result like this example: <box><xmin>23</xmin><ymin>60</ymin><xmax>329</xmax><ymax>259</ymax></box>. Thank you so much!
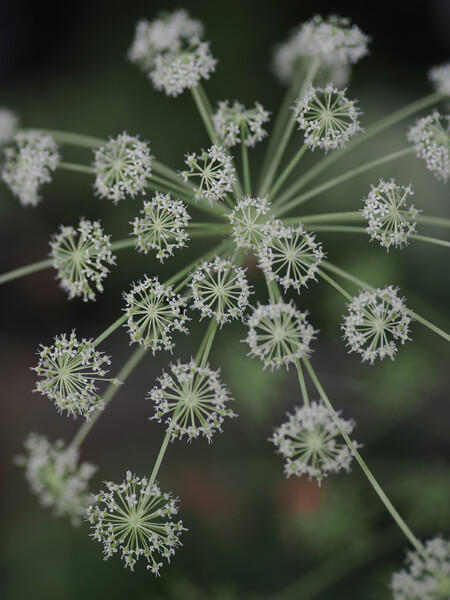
<box><xmin>259</xmin><ymin>59</ymin><xmax>320</xmax><ymax>198</ymax></box>
<box><xmin>269</xmin><ymin>144</ymin><xmax>307</xmax><ymax>199</ymax></box>
<box><xmin>295</xmin><ymin>359</ymin><xmax>309</xmax><ymax>406</ymax></box>
<box><xmin>31</xmin><ymin>129</ymin><xmax>105</xmax><ymax>148</ymax></box>
<box><xmin>149</xmin><ymin>428</ymin><xmax>173</xmax><ymax>486</ymax></box>
<box><xmin>299</xmin><ymin>224</ymin><xmax>450</xmax><ymax>248</ymax></box>
<box><xmin>93</xmin><ymin>313</ymin><xmax>128</xmax><ymax>346</ymax></box>
<box><xmin>152</xmin><ymin>159</ymin><xmax>185</xmax><ymax>185</ymax></box>
<box><xmin>275</xmin><ymin>147</ymin><xmax>414</xmax><ymax>215</ymax></box>
<box><xmin>258</xmin><ymin>66</ymin><xmax>306</xmax><ymax>191</ymax></box>
<box><xmin>195</xmin><ymin>318</ymin><xmax>219</xmax><ymax>367</ymax></box>
<box><xmin>272</xmin><ymin>91</ymin><xmax>444</xmax><ymax>202</ymax></box>
<box><xmin>191</xmin><ymin>85</ymin><xmax>217</xmax><ymax>144</ymax></box>
<box><xmin>286</xmin><ymin>211</ymin><xmax>450</xmax><ymax>229</ymax></box>
<box><xmin>70</xmin><ymin>347</ymin><xmax>147</xmax><ymax>449</ymax></box>
<box><xmin>241</xmin><ymin>125</ymin><xmax>251</xmax><ymax>196</ymax></box>
<box><xmin>303</xmin><ymin>357</ymin><xmax>425</xmax><ymax>557</ymax></box>
<box><xmin>150</xmin><ymin>173</ymin><xmax>193</xmax><ymax>196</ymax></box>
<box><xmin>321</xmin><ymin>260</ymin><xmax>450</xmax><ymax>342</ymax></box>
<box><xmin>317</xmin><ymin>268</ymin><xmax>353</xmax><ymax>301</ymax></box>
<box><xmin>59</xmin><ymin>162</ymin><xmax>94</xmax><ymax>174</ymax></box>
<box><xmin>109</xmin><ymin>239</ymin><xmax>136</xmax><ymax>252</ymax></box>
<box><xmin>0</xmin><ymin>259</ymin><xmax>52</xmax><ymax>285</ymax></box>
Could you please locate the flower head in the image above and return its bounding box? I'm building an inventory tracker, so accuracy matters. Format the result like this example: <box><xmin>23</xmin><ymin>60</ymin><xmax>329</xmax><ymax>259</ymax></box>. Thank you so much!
<box><xmin>213</xmin><ymin>100</ymin><xmax>270</xmax><ymax>148</ymax></box>
<box><xmin>227</xmin><ymin>195</ymin><xmax>273</xmax><ymax>249</ymax></box>
<box><xmin>150</xmin><ymin>38</ymin><xmax>217</xmax><ymax>97</ymax></box>
<box><xmin>270</xmin><ymin>401</ymin><xmax>358</xmax><ymax>484</ymax></box>
<box><xmin>189</xmin><ymin>256</ymin><xmax>252</xmax><ymax>326</ymax></box>
<box><xmin>16</xmin><ymin>433</ymin><xmax>97</xmax><ymax>524</ymax></box>
<box><xmin>407</xmin><ymin>111</ymin><xmax>450</xmax><ymax>183</ymax></box>
<box><xmin>391</xmin><ymin>536</ymin><xmax>450</xmax><ymax>600</ymax></box>
<box><xmin>33</xmin><ymin>331</ymin><xmax>119</xmax><ymax>418</ymax></box>
<box><xmin>124</xmin><ymin>276</ymin><xmax>189</xmax><ymax>353</ymax></box>
<box><xmin>87</xmin><ymin>471</ymin><xmax>186</xmax><ymax>574</ymax></box>
<box><xmin>0</xmin><ymin>108</ymin><xmax>18</xmax><ymax>145</ymax></box>
<box><xmin>93</xmin><ymin>132</ymin><xmax>152</xmax><ymax>203</ymax></box>
<box><xmin>244</xmin><ymin>301</ymin><xmax>317</xmax><ymax>370</ymax></box>
<box><xmin>361</xmin><ymin>179</ymin><xmax>419</xmax><ymax>250</ymax></box>
<box><xmin>293</xmin><ymin>84</ymin><xmax>363</xmax><ymax>152</ymax></box>
<box><xmin>257</xmin><ymin>221</ymin><xmax>325</xmax><ymax>292</ymax></box>
<box><xmin>132</xmin><ymin>192</ymin><xmax>190</xmax><ymax>261</ymax></box>
<box><xmin>50</xmin><ymin>218</ymin><xmax>116</xmax><ymax>302</ymax></box>
<box><xmin>149</xmin><ymin>359</ymin><xmax>236</xmax><ymax>442</ymax></box>
<box><xmin>342</xmin><ymin>286</ymin><xmax>412</xmax><ymax>364</ymax></box>
<box><xmin>1</xmin><ymin>130</ymin><xmax>60</xmax><ymax>207</ymax></box>
<box><xmin>180</xmin><ymin>144</ymin><xmax>236</xmax><ymax>204</ymax></box>
<box><xmin>272</xmin><ymin>14</ymin><xmax>369</xmax><ymax>84</ymax></box>
<box><xmin>429</xmin><ymin>62</ymin><xmax>450</xmax><ymax>97</ymax></box>
<box><xmin>128</xmin><ymin>9</ymin><xmax>203</xmax><ymax>72</ymax></box>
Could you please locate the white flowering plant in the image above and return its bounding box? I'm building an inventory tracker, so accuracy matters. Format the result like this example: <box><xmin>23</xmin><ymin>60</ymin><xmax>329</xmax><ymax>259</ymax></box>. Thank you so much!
<box><xmin>1</xmin><ymin>6</ymin><xmax>449</xmax><ymax>598</ymax></box>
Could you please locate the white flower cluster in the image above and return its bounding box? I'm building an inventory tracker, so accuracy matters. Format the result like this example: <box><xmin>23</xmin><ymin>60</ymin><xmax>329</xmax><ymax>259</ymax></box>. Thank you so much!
<box><xmin>213</xmin><ymin>100</ymin><xmax>270</xmax><ymax>148</ymax></box>
<box><xmin>0</xmin><ymin>108</ymin><xmax>18</xmax><ymax>145</ymax></box>
<box><xmin>407</xmin><ymin>111</ymin><xmax>450</xmax><ymax>183</ymax></box>
<box><xmin>93</xmin><ymin>132</ymin><xmax>152</xmax><ymax>203</ymax></box>
<box><xmin>391</xmin><ymin>536</ymin><xmax>450</xmax><ymax>600</ymax></box>
<box><xmin>190</xmin><ymin>256</ymin><xmax>252</xmax><ymax>326</ymax></box>
<box><xmin>342</xmin><ymin>286</ymin><xmax>412</xmax><ymax>364</ymax></box>
<box><xmin>132</xmin><ymin>192</ymin><xmax>191</xmax><ymax>261</ymax></box>
<box><xmin>244</xmin><ymin>301</ymin><xmax>317</xmax><ymax>370</ymax></box>
<box><xmin>272</xmin><ymin>14</ymin><xmax>370</xmax><ymax>84</ymax></box>
<box><xmin>180</xmin><ymin>144</ymin><xmax>236</xmax><ymax>204</ymax></box>
<box><xmin>50</xmin><ymin>218</ymin><xmax>117</xmax><ymax>302</ymax></box>
<box><xmin>124</xmin><ymin>276</ymin><xmax>189</xmax><ymax>353</ymax></box>
<box><xmin>293</xmin><ymin>84</ymin><xmax>363</xmax><ymax>152</ymax></box>
<box><xmin>361</xmin><ymin>179</ymin><xmax>419</xmax><ymax>250</ymax></box>
<box><xmin>16</xmin><ymin>433</ymin><xmax>97</xmax><ymax>524</ymax></box>
<box><xmin>258</xmin><ymin>221</ymin><xmax>325</xmax><ymax>292</ymax></box>
<box><xmin>33</xmin><ymin>331</ymin><xmax>119</xmax><ymax>418</ymax></box>
<box><xmin>87</xmin><ymin>471</ymin><xmax>186</xmax><ymax>574</ymax></box>
<box><xmin>1</xmin><ymin>131</ymin><xmax>60</xmax><ymax>207</ymax></box>
<box><xmin>149</xmin><ymin>359</ymin><xmax>236</xmax><ymax>442</ymax></box>
<box><xmin>150</xmin><ymin>38</ymin><xmax>217</xmax><ymax>97</ymax></box>
<box><xmin>227</xmin><ymin>195</ymin><xmax>273</xmax><ymax>249</ymax></box>
<box><xmin>429</xmin><ymin>62</ymin><xmax>450</xmax><ymax>97</ymax></box>
<box><xmin>270</xmin><ymin>400</ymin><xmax>357</xmax><ymax>484</ymax></box>
<box><xmin>128</xmin><ymin>9</ymin><xmax>203</xmax><ymax>72</ymax></box>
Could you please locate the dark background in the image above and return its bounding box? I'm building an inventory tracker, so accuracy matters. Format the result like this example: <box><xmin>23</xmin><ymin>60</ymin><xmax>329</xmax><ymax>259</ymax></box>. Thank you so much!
<box><xmin>1</xmin><ymin>1</ymin><xmax>449</xmax><ymax>599</ymax></box>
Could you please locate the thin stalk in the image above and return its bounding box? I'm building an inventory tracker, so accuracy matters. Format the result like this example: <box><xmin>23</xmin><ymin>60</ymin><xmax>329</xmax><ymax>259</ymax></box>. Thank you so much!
<box><xmin>307</xmin><ymin>225</ymin><xmax>450</xmax><ymax>248</ymax></box>
<box><xmin>241</xmin><ymin>125</ymin><xmax>251</xmax><ymax>196</ymax></box>
<box><xmin>195</xmin><ymin>318</ymin><xmax>219</xmax><ymax>367</ymax></box>
<box><xmin>258</xmin><ymin>65</ymin><xmax>307</xmax><ymax>190</ymax></box>
<box><xmin>70</xmin><ymin>346</ymin><xmax>147</xmax><ymax>449</ymax></box>
<box><xmin>259</xmin><ymin>58</ymin><xmax>320</xmax><ymax>198</ymax></box>
<box><xmin>149</xmin><ymin>428</ymin><xmax>173</xmax><ymax>486</ymax></box>
<box><xmin>109</xmin><ymin>239</ymin><xmax>136</xmax><ymax>252</ymax></box>
<box><xmin>321</xmin><ymin>260</ymin><xmax>450</xmax><ymax>342</ymax></box>
<box><xmin>93</xmin><ymin>313</ymin><xmax>128</xmax><ymax>347</ymax></box>
<box><xmin>275</xmin><ymin>147</ymin><xmax>414</xmax><ymax>215</ymax></box>
<box><xmin>191</xmin><ymin>85</ymin><xmax>217</xmax><ymax>144</ymax></box>
<box><xmin>0</xmin><ymin>259</ymin><xmax>52</xmax><ymax>285</ymax></box>
<box><xmin>31</xmin><ymin>129</ymin><xmax>105</xmax><ymax>148</ymax></box>
<box><xmin>317</xmin><ymin>268</ymin><xmax>353</xmax><ymax>301</ymax></box>
<box><xmin>152</xmin><ymin>159</ymin><xmax>186</xmax><ymax>185</ymax></box>
<box><xmin>59</xmin><ymin>162</ymin><xmax>94</xmax><ymax>174</ymax></box>
<box><xmin>150</xmin><ymin>173</ymin><xmax>193</xmax><ymax>196</ymax></box>
<box><xmin>269</xmin><ymin>144</ymin><xmax>307</xmax><ymax>199</ymax></box>
<box><xmin>272</xmin><ymin>91</ymin><xmax>444</xmax><ymax>202</ymax></box>
<box><xmin>303</xmin><ymin>357</ymin><xmax>425</xmax><ymax>557</ymax></box>
<box><xmin>295</xmin><ymin>359</ymin><xmax>309</xmax><ymax>406</ymax></box>
<box><xmin>286</xmin><ymin>212</ymin><xmax>450</xmax><ymax>229</ymax></box>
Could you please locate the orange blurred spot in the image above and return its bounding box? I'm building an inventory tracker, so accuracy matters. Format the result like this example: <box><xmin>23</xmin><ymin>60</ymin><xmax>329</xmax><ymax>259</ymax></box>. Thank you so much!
<box><xmin>278</xmin><ymin>477</ymin><xmax>324</xmax><ymax>515</ymax></box>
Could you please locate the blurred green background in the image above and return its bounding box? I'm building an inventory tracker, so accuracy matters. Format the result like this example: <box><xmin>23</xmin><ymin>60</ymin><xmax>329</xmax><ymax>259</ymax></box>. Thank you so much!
<box><xmin>1</xmin><ymin>0</ymin><xmax>449</xmax><ymax>599</ymax></box>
